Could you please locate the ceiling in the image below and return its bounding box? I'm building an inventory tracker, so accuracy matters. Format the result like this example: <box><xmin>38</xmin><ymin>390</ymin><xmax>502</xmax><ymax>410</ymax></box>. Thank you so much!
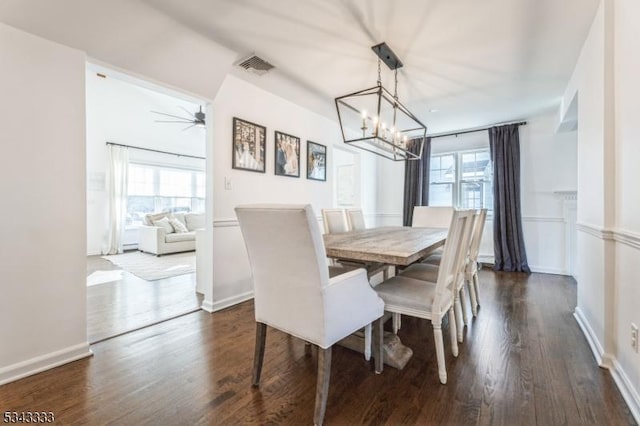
<box><xmin>143</xmin><ymin>0</ymin><xmax>599</xmax><ymax>133</ymax></box>
<box><xmin>1</xmin><ymin>0</ymin><xmax>600</xmax><ymax>133</ymax></box>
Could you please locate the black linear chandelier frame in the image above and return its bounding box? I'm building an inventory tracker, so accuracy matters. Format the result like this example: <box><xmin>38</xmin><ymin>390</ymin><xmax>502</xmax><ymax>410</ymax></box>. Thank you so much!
<box><xmin>335</xmin><ymin>42</ymin><xmax>427</xmax><ymax>161</ymax></box>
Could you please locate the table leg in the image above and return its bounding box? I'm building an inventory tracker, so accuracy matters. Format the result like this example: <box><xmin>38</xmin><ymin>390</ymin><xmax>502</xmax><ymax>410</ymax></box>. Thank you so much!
<box><xmin>337</xmin><ymin>313</ymin><xmax>413</xmax><ymax>370</ymax></box>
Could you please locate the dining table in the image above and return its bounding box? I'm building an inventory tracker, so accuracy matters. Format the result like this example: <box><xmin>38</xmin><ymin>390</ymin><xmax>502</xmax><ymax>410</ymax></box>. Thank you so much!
<box><xmin>323</xmin><ymin>226</ymin><xmax>448</xmax><ymax>369</ymax></box>
<box><xmin>324</xmin><ymin>226</ymin><xmax>448</xmax><ymax>267</ymax></box>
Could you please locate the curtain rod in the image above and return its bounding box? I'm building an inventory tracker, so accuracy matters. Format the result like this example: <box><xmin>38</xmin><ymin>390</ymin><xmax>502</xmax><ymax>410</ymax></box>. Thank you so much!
<box><xmin>106</xmin><ymin>142</ymin><xmax>205</xmax><ymax>160</ymax></box>
<box><xmin>427</xmin><ymin>121</ymin><xmax>527</xmax><ymax>139</ymax></box>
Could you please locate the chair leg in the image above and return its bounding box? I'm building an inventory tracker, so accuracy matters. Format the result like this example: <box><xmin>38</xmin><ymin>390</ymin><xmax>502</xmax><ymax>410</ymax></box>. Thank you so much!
<box><xmin>314</xmin><ymin>346</ymin><xmax>332</xmax><ymax>426</ymax></box>
<box><xmin>392</xmin><ymin>313</ymin><xmax>401</xmax><ymax>333</ymax></box>
<box><xmin>432</xmin><ymin>322</ymin><xmax>447</xmax><ymax>384</ymax></box>
<box><xmin>454</xmin><ymin>294</ymin><xmax>464</xmax><ymax>343</ymax></box>
<box><xmin>448</xmin><ymin>308</ymin><xmax>459</xmax><ymax>357</ymax></box>
<box><xmin>372</xmin><ymin>317</ymin><xmax>384</xmax><ymax>374</ymax></box>
<box><xmin>467</xmin><ymin>277</ymin><xmax>478</xmax><ymax>317</ymax></box>
<box><xmin>252</xmin><ymin>322</ymin><xmax>267</xmax><ymax>387</ymax></box>
<box><xmin>460</xmin><ymin>285</ymin><xmax>469</xmax><ymax>326</ymax></box>
<box><xmin>364</xmin><ymin>324</ymin><xmax>372</xmax><ymax>361</ymax></box>
<box><xmin>473</xmin><ymin>272</ymin><xmax>481</xmax><ymax>311</ymax></box>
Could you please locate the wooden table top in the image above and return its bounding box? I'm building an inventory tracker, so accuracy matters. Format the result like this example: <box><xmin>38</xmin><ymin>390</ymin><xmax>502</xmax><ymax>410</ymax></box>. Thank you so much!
<box><xmin>323</xmin><ymin>226</ymin><xmax>448</xmax><ymax>266</ymax></box>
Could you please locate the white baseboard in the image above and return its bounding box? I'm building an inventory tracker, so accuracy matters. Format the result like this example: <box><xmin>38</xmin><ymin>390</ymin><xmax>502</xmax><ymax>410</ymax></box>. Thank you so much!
<box><xmin>574</xmin><ymin>307</ymin><xmax>640</xmax><ymax>424</ymax></box>
<box><xmin>610</xmin><ymin>358</ymin><xmax>640</xmax><ymax>424</ymax></box>
<box><xmin>201</xmin><ymin>291</ymin><xmax>254</xmax><ymax>313</ymax></box>
<box><xmin>574</xmin><ymin>307</ymin><xmax>606</xmax><ymax>366</ymax></box>
<box><xmin>529</xmin><ymin>265</ymin><xmax>569</xmax><ymax>275</ymax></box>
<box><xmin>0</xmin><ymin>343</ymin><xmax>93</xmax><ymax>386</ymax></box>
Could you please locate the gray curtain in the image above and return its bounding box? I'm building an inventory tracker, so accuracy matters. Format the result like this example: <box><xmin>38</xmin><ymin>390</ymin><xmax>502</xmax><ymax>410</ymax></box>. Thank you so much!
<box><xmin>489</xmin><ymin>124</ymin><xmax>530</xmax><ymax>273</ymax></box>
<box><xmin>403</xmin><ymin>137</ymin><xmax>431</xmax><ymax>226</ymax></box>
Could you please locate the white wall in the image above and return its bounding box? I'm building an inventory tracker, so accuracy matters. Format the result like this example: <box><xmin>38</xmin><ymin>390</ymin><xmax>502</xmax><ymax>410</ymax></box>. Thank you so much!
<box><xmin>206</xmin><ymin>74</ymin><xmax>378</xmax><ymax>311</ymax></box>
<box><xmin>612</xmin><ymin>0</ymin><xmax>640</xmax><ymax>417</ymax></box>
<box><xmin>563</xmin><ymin>0</ymin><xmax>609</xmax><ymax>357</ymax></box>
<box><xmin>374</xmin><ymin>111</ymin><xmax>578</xmax><ymax>274</ymax></box>
<box><xmin>0</xmin><ymin>23</ymin><xmax>91</xmax><ymax>384</ymax></box>
<box><xmin>519</xmin><ymin>113</ymin><xmax>577</xmax><ymax>274</ymax></box>
<box><xmin>85</xmin><ymin>69</ymin><xmax>205</xmax><ymax>254</ymax></box>
<box><xmin>0</xmin><ymin>14</ymin><xmax>236</xmax><ymax>384</ymax></box>
<box><xmin>563</xmin><ymin>0</ymin><xmax>640</xmax><ymax>420</ymax></box>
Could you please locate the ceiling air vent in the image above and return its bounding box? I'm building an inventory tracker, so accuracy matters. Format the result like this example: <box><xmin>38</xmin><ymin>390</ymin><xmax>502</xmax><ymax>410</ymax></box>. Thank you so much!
<box><xmin>237</xmin><ymin>55</ymin><xmax>274</xmax><ymax>76</ymax></box>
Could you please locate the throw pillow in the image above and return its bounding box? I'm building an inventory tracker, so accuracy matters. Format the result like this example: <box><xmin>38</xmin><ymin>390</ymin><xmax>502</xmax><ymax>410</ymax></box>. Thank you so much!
<box><xmin>169</xmin><ymin>217</ymin><xmax>189</xmax><ymax>233</ymax></box>
<box><xmin>145</xmin><ymin>212</ymin><xmax>170</xmax><ymax>226</ymax></box>
<box><xmin>185</xmin><ymin>212</ymin><xmax>206</xmax><ymax>231</ymax></box>
<box><xmin>153</xmin><ymin>216</ymin><xmax>175</xmax><ymax>234</ymax></box>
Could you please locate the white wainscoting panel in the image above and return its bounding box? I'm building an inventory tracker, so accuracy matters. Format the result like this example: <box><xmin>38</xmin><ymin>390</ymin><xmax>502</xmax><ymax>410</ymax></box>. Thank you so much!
<box><xmin>522</xmin><ymin>216</ymin><xmax>568</xmax><ymax>274</ymax></box>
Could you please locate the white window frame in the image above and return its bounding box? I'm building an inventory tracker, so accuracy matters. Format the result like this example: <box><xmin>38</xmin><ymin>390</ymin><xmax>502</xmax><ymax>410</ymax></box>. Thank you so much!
<box><xmin>126</xmin><ymin>162</ymin><xmax>205</xmax><ymax>228</ymax></box>
<box><xmin>429</xmin><ymin>148</ymin><xmax>493</xmax><ymax>212</ymax></box>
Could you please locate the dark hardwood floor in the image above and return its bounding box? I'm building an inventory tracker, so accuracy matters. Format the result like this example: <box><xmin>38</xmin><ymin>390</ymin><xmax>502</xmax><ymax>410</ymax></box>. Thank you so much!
<box><xmin>87</xmin><ymin>254</ymin><xmax>203</xmax><ymax>343</ymax></box>
<box><xmin>1</xmin><ymin>270</ymin><xmax>635</xmax><ymax>425</ymax></box>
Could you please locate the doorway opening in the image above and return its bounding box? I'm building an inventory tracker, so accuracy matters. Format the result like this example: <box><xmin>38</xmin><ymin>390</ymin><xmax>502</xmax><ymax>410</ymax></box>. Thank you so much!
<box><xmin>85</xmin><ymin>63</ymin><xmax>208</xmax><ymax>342</ymax></box>
<box><xmin>333</xmin><ymin>146</ymin><xmax>361</xmax><ymax>209</ymax></box>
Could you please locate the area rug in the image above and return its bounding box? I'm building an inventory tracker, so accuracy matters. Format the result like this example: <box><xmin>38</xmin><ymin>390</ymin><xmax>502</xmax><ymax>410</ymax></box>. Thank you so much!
<box><xmin>87</xmin><ymin>270</ymin><xmax>124</xmax><ymax>286</ymax></box>
<box><xmin>101</xmin><ymin>251</ymin><xmax>196</xmax><ymax>281</ymax></box>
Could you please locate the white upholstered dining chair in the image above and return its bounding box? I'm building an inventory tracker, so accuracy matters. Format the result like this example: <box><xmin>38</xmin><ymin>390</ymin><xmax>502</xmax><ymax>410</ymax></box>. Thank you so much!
<box><xmin>235</xmin><ymin>204</ymin><xmax>385</xmax><ymax>426</ymax></box>
<box><xmin>412</xmin><ymin>206</ymin><xmax>455</xmax><ymax>228</ymax></box>
<box><xmin>400</xmin><ymin>209</ymin><xmax>477</xmax><ymax>342</ymax></box>
<box><xmin>321</xmin><ymin>208</ymin><xmax>349</xmax><ymax>234</ymax></box>
<box><xmin>373</xmin><ymin>209</ymin><xmax>474</xmax><ymax>384</ymax></box>
<box><xmin>321</xmin><ymin>207</ymin><xmax>381</xmax><ymax>361</ymax></box>
<box><xmin>420</xmin><ymin>209</ymin><xmax>488</xmax><ymax>316</ymax></box>
<box><xmin>462</xmin><ymin>209</ymin><xmax>487</xmax><ymax>315</ymax></box>
<box><xmin>346</xmin><ymin>208</ymin><xmax>367</xmax><ymax>231</ymax></box>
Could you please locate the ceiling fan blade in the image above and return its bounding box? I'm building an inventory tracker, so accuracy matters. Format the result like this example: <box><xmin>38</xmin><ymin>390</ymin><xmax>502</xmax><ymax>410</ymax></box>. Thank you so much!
<box><xmin>155</xmin><ymin>120</ymin><xmax>192</xmax><ymax>124</ymax></box>
<box><xmin>179</xmin><ymin>106</ymin><xmax>196</xmax><ymax>119</ymax></box>
<box><xmin>182</xmin><ymin>123</ymin><xmax>197</xmax><ymax>131</ymax></box>
<box><xmin>150</xmin><ymin>110</ymin><xmax>191</xmax><ymax>120</ymax></box>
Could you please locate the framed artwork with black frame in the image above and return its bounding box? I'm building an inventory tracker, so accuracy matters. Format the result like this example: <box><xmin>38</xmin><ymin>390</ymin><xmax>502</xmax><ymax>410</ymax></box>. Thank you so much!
<box><xmin>274</xmin><ymin>131</ymin><xmax>300</xmax><ymax>178</ymax></box>
<box><xmin>306</xmin><ymin>141</ymin><xmax>326</xmax><ymax>182</ymax></box>
<box><xmin>232</xmin><ymin>117</ymin><xmax>266</xmax><ymax>173</ymax></box>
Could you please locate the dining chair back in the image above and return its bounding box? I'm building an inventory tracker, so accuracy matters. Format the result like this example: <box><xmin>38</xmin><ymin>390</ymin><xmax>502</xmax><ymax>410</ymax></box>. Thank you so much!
<box><xmin>412</xmin><ymin>206</ymin><xmax>454</xmax><ymax>228</ymax></box>
<box><xmin>402</xmin><ymin>209</ymin><xmax>477</xmax><ymax>340</ymax></box>
<box><xmin>322</xmin><ymin>208</ymin><xmax>349</xmax><ymax>234</ymax></box>
<box><xmin>346</xmin><ymin>208</ymin><xmax>367</xmax><ymax>231</ymax></box>
<box><xmin>466</xmin><ymin>208</ymin><xmax>488</xmax><ymax>316</ymax></box>
<box><xmin>235</xmin><ymin>204</ymin><xmax>384</xmax><ymax>425</ymax></box>
<box><xmin>373</xmin><ymin>209</ymin><xmax>474</xmax><ymax>384</ymax></box>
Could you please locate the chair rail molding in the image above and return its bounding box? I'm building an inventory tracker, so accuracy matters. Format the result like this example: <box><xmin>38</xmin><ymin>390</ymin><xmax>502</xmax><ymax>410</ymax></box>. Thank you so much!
<box><xmin>613</xmin><ymin>228</ymin><xmax>640</xmax><ymax>251</ymax></box>
<box><xmin>213</xmin><ymin>218</ymin><xmax>238</xmax><ymax>228</ymax></box>
<box><xmin>576</xmin><ymin>222</ymin><xmax>613</xmax><ymax>240</ymax></box>
<box><xmin>576</xmin><ymin>223</ymin><xmax>640</xmax><ymax>251</ymax></box>
<box><xmin>522</xmin><ymin>216</ymin><xmax>565</xmax><ymax>223</ymax></box>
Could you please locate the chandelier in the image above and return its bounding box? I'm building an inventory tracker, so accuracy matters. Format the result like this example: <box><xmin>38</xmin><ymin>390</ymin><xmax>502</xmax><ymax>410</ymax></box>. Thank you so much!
<box><xmin>335</xmin><ymin>42</ymin><xmax>427</xmax><ymax>161</ymax></box>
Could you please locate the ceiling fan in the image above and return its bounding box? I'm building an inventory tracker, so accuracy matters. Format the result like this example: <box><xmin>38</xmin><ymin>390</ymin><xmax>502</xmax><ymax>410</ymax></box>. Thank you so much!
<box><xmin>151</xmin><ymin>106</ymin><xmax>205</xmax><ymax>130</ymax></box>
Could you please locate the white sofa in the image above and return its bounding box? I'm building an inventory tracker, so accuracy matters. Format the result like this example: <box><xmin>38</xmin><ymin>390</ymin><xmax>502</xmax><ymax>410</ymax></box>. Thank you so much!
<box><xmin>138</xmin><ymin>212</ymin><xmax>205</xmax><ymax>255</ymax></box>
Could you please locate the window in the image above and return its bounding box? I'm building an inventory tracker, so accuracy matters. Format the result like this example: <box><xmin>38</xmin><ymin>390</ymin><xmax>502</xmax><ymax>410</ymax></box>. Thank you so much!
<box><xmin>429</xmin><ymin>149</ymin><xmax>492</xmax><ymax>211</ymax></box>
<box><xmin>126</xmin><ymin>163</ymin><xmax>205</xmax><ymax>226</ymax></box>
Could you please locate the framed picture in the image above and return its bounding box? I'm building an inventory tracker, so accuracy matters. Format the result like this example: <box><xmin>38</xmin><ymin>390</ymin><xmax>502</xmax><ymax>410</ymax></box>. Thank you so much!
<box><xmin>274</xmin><ymin>131</ymin><xmax>300</xmax><ymax>178</ymax></box>
<box><xmin>306</xmin><ymin>141</ymin><xmax>326</xmax><ymax>181</ymax></box>
<box><xmin>232</xmin><ymin>117</ymin><xmax>266</xmax><ymax>173</ymax></box>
